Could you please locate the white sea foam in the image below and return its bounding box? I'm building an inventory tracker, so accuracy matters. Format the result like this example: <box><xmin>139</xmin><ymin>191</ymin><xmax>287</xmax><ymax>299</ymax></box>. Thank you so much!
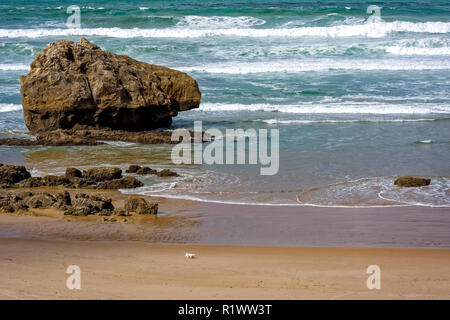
<box><xmin>0</xmin><ymin>63</ymin><xmax>29</xmax><ymax>71</ymax></box>
<box><xmin>417</xmin><ymin>139</ymin><xmax>433</xmax><ymax>144</ymax></box>
<box><xmin>181</xmin><ymin>58</ymin><xmax>450</xmax><ymax>74</ymax></box>
<box><xmin>0</xmin><ymin>104</ymin><xmax>22</xmax><ymax>112</ymax></box>
<box><xmin>120</xmin><ymin>176</ymin><xmax>450</xmax><ymax>208</ymax></box>
<box><xmin>297</xmin><ymin>176</ymin><xmax>450</xmax><ymax>208</ymax></box>
<box><xmin>0</xmin><ymin>21</ymin><xmax>449</xmax><ymax>39</ymax></box>
<box><xmin>176</xmin><ymin>16</ymin><xmax>266</xmax><ymax>29</ymax></box>
<box><xmin>98</xmin><ymin>140</ymin><xmax>136</xmax><ymax>147</ymax></box>
<box><xmin>196</xmin><ymin>102</ymin><xmax>450</xmax><ymax>114</ymax></box>
<box><xmin>254</xmin><ymin>118</ymin><xmax>439</xmax><ymax>125</ymax></box>
<box><xmin>385</xmin><ymin>46</ymin><xmax>450</xmax><ymax>55</ymax></box>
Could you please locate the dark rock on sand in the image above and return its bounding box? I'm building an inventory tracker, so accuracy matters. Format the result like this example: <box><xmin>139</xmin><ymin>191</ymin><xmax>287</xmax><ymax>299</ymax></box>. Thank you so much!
<box><xmin>0</xmin><ymin>191</ymin><xmax>29</xmax><ymax>212</ymax></box>
<box><xmin>113</xmin><ymin>209</ymin><xmax>129</xmax><ymax>216</ymax></box>
<box><xmin>55</xmin><ymin>191</ymin><xmax>72</xmax><ymax>208</ymax></box>
<box><xmin>0</xmin><ymin>190</ymin><xmax>71</xmax><ymax>212</ymax></box>
<box><xmin>96</xmin><ymin>176</ymin><xmax>144</xmax><ymax>190</ymax></box>
<box><xmin>125</xmin><ymin>197</ymin><xmax>158</xmax><ymax>215</ymax></box>
<box><xmin>1</xmin><ymin>189</ymin><xmax>159</xmax><ymax>217</ymax></box>
<box><xmin>20</xmin><ymin>38</ymin><xmax>201</xmax><ymax>133</ymax></box>
<box><xmin>394</xmin><ymin>176</ymin><xmax>431</xmax><ymax>188</ymax></box>
<box><xmin>25</xmin><ymin>192</ymin><xmax>57</xmax><ymax>208</ymax></box>
<box><xmin>64</xmin><ymin>193</ymin><xmax>115</xmax><ymax>216</ymax></box>
<box><xmin>0</xmin><ymin>165</ymin><xmax>31</xmax><ymax>185</ymax></box>
<box><xmin>83</xmin><ymin>167</ymin><xmax>122</xmax><ymax>182</ymax></box>
<box><xmin>157</xmin><ymin>169</ymin><xmax>179</xmax><ymax>177</ymax></box>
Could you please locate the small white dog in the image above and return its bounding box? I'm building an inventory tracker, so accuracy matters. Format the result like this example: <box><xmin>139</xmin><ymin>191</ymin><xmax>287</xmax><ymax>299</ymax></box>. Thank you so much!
<box><xmin>185</xmin><ymin>252</ymin><xmax>196</xmax><ymax>259</ymax></box>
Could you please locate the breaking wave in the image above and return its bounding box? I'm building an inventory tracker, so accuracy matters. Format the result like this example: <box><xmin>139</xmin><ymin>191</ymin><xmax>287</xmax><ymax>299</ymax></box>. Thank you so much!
<box><xmin>1</xmin><ymin>21</ymin><xmax>449</xmax><ymax>39</ymax></box>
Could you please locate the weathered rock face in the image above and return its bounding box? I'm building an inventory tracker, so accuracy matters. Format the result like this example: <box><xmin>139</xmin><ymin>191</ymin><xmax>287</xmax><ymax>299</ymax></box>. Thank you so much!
<box><xmin>0</xmin><ymin>165</ymin><xmax>31</xmax><ymax>185</ymax></box>
<box><xmin>65</xmin><ymin>193</ymin><xmax>115</xmax><ymax>216</ymax></box>
<box><xmin>394</xmin><ymin>176</ymin><xmax>431</xmax><ymax>187</ymax></box>
<box><xmin>83</xmin><ymin>167</ymin><xmax>122</xmax><ymax>182</ymax></box>
<box><xmin>20</xmin><ymin>38</ymin><xmax>201</xmax><ymax>133</ymax></box>
<box><xmin>125</xmin><ymin>197</ymin><xmax>158</xmax><ymax>215</ymax></box>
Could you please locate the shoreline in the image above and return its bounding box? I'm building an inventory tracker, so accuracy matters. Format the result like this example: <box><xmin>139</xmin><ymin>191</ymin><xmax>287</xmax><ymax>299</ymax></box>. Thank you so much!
<box><xmin>1</xmin><ymin>237</ymin><xmax>449</xmax><ymax>299</ymax></box>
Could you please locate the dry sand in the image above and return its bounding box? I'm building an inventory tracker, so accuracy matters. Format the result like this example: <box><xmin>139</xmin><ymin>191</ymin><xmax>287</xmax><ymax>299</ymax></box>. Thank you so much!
<box><xmin>0</xmin><ymin>237</ymin><xmax>449</xmax><ymax>300</ymax></box>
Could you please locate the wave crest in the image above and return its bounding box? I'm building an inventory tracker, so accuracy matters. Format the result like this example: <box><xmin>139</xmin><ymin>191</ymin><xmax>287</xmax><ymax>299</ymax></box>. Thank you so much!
<box><xmin>0</xmin><ymin>21</ymin><xmax>449</xmax><ymax>39</ymax></box>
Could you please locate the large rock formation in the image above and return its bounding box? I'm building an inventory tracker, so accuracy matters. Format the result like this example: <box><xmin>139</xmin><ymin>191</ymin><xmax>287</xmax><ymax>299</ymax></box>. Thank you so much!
<box><xmin>20</xmin><ymin>38</ymin><xmax>201</xmax><ymax>133</ymax></box>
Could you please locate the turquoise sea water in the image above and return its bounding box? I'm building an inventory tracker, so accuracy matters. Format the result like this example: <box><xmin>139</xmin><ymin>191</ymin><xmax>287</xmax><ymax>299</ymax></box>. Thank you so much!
<box><xmin>0</xmin><ymin>0</ymin><xmax>449</xmax><ymax>206</ymax></box>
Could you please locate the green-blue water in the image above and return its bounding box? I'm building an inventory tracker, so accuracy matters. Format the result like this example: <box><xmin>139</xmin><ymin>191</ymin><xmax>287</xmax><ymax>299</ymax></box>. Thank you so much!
<box><xmin>0</xmin><ymin>0</ymin><xmax>449</xmax><ymax>206</ymax></box>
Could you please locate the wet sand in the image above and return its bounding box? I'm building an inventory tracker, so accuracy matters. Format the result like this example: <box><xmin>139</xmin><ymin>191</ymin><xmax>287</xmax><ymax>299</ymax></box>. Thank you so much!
<box><xmin>0</xmin><ymin>237</ymin><xmax>449</xmax><ymax>299</ymax></box>
<box><xmin>1</xmin><ymin>189</ymin><xmax>449</xmax><ymax>248</ymax></box>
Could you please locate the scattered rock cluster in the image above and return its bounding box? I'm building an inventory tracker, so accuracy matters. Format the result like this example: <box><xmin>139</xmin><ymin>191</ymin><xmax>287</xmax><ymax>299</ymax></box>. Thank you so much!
<box><xmin>0</xmin><ymin>189</ymin><xmax>158</xmax><ymax>216</ymax></box>
<box><xmin>0</xmin><ymin>164</ymin><xmax>180</xmax><ymax>189</ymax></box>
<box><xmin>0</xmin><ymin>190</ymin><xmax>71</xmax><ymax>213</ymax></box>
<box><xmin>394</xmin><ymin>176</ymin><xmax>431</xmax><ymax>188</ymax></box>
<box><xmin>17</xmin><ymin>167</ymin><xmax>144</xmax><ymax>190</ymax></box>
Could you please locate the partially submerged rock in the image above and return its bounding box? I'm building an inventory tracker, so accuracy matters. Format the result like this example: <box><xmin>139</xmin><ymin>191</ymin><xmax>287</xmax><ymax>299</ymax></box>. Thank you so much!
<box><xmin>65</xmin><ymin>168</ymin><xmax>83</xmax><ymax>179</ymax></box>
<box><xmin>394</xmin><ymin>176</ymin><xmax>431</xmax><ymax>187</ymax></box>
<box><xmin>20</xmin><ymin>38</ymin><xmax>201</xmax><ymax>133</ymax></box>
<box><xmin>125</xmin><ymin>165</ymin><xmax>141</xmax><ymax>173</ymax></box>
<box><xmin>0</xmin><ymin>128</ymin><xmax>210</xmax><ymax>147</ymax></box>
<box><xmin>125</xmin><ymin>197</ymin><xmax>158</xmax><ymax>215</ymax></box>
<box><xmin>157</xmin><ymin>169</ymin><xmax>179</xmax><ymax>177</ymax></box>
<box><xmin>136</xmin><ymin>167</ymin><xmax>158</xmax><ymax>175</ymax></box>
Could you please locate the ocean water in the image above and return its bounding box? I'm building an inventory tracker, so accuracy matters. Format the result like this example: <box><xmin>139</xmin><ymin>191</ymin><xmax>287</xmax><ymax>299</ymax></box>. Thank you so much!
<box><xmin>0</xmin><ymin>0</ymin><xmax>449</xmax><ymax>207</ymax></box>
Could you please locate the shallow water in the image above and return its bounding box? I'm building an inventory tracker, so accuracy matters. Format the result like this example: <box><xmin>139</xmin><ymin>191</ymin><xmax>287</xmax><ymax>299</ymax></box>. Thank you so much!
<box><xmin>0</xmin><ymin>0</ymin><xmax>449</xmax><ymax>207</ymax></box>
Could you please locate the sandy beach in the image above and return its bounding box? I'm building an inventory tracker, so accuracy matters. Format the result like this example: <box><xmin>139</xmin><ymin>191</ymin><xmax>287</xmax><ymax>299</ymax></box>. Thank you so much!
<box><xmin>0</xmin><ymin>189</ymin><xmax>449</xmax><ymax>300</ymax></box>
<box><xmin>1</xmin><ymin>237</ymin><xmax>449</xmax><ymax>300</ymax></box>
